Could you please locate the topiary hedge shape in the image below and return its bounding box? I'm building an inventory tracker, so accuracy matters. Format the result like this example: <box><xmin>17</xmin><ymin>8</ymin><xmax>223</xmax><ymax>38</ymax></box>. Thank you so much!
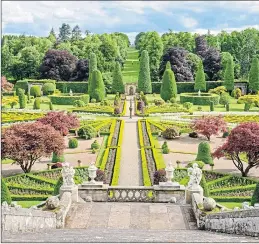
<box><xmin>195</xmin><ymin>142</ymin><xmax>213</xmax><ymax>165</ymax></box>
<box><xmin>1</xmin><ymin>178</ymin><xmax>12</xmax><ymax>204</ymax></box>
<box><xmin>68</xmin><ymin>138</ymin><xmax>78</xmax><ymax>149</ymax></box>
<box><xmin>52</xmin><ymin>152</ymin><xmax>65</xmax><ymax>163</ymax></box>
<box><xmin>251</xmin><ymin>183</ymin><xmax>259</xmax><ymax>206</ymax></box>
<box><xmin>91</xmin><ymin>140</ymin><xmax>100</xmax><ymax>149</ymax></box>
<box><xmin>53</xmin><ymin>177</ymin><xmax>63</xmax><ymax>196</ymax></box>
<box><xmin>78</xmin><ymin>125</ymin><xmax>96</xmax><ymax>139</ymax></box>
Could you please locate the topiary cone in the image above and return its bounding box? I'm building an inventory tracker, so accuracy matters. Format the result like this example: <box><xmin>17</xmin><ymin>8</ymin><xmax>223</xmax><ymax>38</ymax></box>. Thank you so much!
<box><xmin>195</xmin><ymin>141</ymin><xmax>213</xmax><ymax>164</ymax></box>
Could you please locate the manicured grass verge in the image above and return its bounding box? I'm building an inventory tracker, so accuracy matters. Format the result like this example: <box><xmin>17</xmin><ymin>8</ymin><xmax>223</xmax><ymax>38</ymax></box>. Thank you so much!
<box><xmin>17</xmin><ymin>201</ymin><xmax>42</xmax><ymax>208</ymax></box>
<box><xmin>95</xmin><ymin>135</ymin><xmax>108</xmax><ymax>167</ymax></box>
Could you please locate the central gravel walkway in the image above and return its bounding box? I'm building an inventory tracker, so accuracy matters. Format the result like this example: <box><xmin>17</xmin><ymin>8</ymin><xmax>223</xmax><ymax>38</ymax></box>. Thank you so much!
<box><xmin>118</xmin><ymin>96</ymin><xmax>142</xmax><ymax>186</ymax></box>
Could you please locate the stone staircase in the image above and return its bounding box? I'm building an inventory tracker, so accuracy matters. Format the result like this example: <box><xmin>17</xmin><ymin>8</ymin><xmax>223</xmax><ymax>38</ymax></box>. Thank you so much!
<box><xmin>3</xmin><ymin>229</ymin><xmax>258</xmax><ymax>242</ymax></box>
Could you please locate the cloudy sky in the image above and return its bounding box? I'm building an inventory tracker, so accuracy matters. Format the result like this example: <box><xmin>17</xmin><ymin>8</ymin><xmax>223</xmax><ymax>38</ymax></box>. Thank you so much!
<box><xmin>2</xmin><ymin>1</ymin><xmax>259</xmax><ymax>43</ymax></box>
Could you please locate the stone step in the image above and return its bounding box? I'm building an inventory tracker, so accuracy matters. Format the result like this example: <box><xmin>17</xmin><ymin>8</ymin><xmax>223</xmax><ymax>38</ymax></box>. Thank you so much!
<box><xmin>2</xmin><ymin>229</ymin><xmax>258</xmax><ymax>243</ymax></box>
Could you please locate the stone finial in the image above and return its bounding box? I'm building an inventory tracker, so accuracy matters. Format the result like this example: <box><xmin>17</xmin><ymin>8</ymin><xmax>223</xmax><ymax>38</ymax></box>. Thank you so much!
<box><xmin>61</xmin><ymin>165</ymin><xmax>75</xmax><ymax>187</ymax></box>
<box><xmin>165</xmin><ymin>161</ymin><xmax>175</xmax><ymax>183</ymax></box>
<box><xmin>242</xmin><ymin>202</ymin><xmax>251</xmax><ymax>210</ymax></box>
<box><xmin>187</xmin><ymin>163</ymin><xmax>202</xmax><ymax>190</ymax></box>
<box><xmin>203</xmin><ymin>197</ymin><xmax>216</xmax><ymax>211</ymax></box>
<box><xmin>88</xmin><ymin>162</ymin><xmax>97</xmax><ymax>183</ymax></box>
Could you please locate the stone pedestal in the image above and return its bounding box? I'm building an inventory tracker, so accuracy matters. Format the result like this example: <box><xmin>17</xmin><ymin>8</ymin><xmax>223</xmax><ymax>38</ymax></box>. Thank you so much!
<box><xmin>154</xmin><ymin>184</ymin><xmax>185</xmax><ymax>203</ymax></box>
<box><xmin>60</xmin><ymin>185</ymin><xmax>78</xmax><ymax>203</ymax></box>
<box><xmin>185</xmin><ymin>186</ymin><xmax>203</xmax><ymax>204</ymax></box>
<box><xmin>78</xmin><ymin>183</ymin><xmax>109</xmax><ymax>202</ymax></box>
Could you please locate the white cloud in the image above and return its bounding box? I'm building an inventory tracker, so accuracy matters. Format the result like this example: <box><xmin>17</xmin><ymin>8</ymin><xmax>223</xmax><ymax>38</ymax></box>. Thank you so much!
<box><xmin>180</xmin><ymin>16</ymin><xmax>198</xmax><ymax>28</ymax></box>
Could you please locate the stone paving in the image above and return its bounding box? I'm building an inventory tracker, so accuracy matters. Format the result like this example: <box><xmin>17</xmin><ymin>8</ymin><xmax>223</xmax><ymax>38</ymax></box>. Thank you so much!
<box><xmin>65</xmin><ymin>202</ymin><xmax>189</xmax><ymax>230</ymax></box>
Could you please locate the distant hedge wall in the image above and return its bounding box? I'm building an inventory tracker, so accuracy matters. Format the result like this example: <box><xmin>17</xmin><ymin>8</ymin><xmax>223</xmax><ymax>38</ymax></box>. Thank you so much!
<box><xmin>56</xmin><ymin>82</ymin><xmax>88</xmax><ymax>93</ymax></box>
<box><xmin>49</xmin><ymin>94</ymin><xmax>90</xmax><ymax>105</ymax></box>
<box><xmin>180</xmin><ymin>93</ymin><xmax>220</xmax><ymax>105</ymax></box>
<box><xmin>151</xmin><ymin>80</ymin><xmax>247</xmax><ymax>94</ymax></box>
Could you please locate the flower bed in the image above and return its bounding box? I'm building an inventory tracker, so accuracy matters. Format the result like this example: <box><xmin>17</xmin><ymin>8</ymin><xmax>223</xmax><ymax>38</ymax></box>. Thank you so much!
<box><xmin>180</xmin><ymin>93</ymin><xmax>219</xmax><ymax>105</ymax></box>
<box><xmin>73</xmin><ymin>104</ymin><xmax>114</xmax><ymax>114</ymax></box>
<box><xmin>2</xmin><ymin>111</ymin><xmax>45</xmax><ymax>124</ymax></box>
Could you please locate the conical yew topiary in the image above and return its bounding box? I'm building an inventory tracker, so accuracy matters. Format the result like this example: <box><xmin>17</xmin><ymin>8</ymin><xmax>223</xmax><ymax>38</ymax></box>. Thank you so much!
<box><xmin>249</xmin><ymin>57</ymin><xmax>259</xmax><ymax>93</ymax></box>
<box><xmin>194</xmin><ymin>62</ymin><xmax>206</xmax><ymax>91</ymax></box>
<box><xmin>195</xmin><ymin>141</ymin><xmax>213</xmax><ymax>165</ymax></box>
<box><xmin>160</xmin><ymin>69</ymin><xmax>177</xmax><ymax>101</ymax></box>
<box><xmin>138</xmin><ymin>50</ymin><xmax>152</xmax><ymax>94</ymax></box>
<box><xmin>112</xmin><ymin>61</ymin><xmax>125</xmax><ymax>94</ymax></box>
<box><xmin>90</xmin><ymin>70</ymin><xmax>106</xmax><ymax>102</ymax></box>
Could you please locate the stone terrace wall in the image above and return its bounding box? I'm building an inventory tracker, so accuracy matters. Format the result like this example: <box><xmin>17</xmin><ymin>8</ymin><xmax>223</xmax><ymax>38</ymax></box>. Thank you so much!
<box><xmin>2</xmin><ymin>205</ymin><xmax>57</xmax><ymax>233</ymax></box>
<box><xmin>205</xmin><ymin>209</ymin><xmax>259</xmax><ymax>237</ymax></box>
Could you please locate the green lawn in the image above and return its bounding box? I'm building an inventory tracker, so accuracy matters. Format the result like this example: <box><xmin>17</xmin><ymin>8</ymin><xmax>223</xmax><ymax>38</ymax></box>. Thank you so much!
<box><xmin>123</xmin><ymin>47</ymin><xmax>139</xmax><ymax>83</ymax></box>
<box><xmin>219</xmin><ymin>202</ymin><xmax>246</xmax><ymax>209</ymax></box>
<box><xmin>17</xmin><ymin>201</ymin><xmax>43</xmax><ymax>208</ymax></box>
<box><xmin>1</xmin><ymin>158</ymin><xmax>14</xmax><ymax>164</ymax></box>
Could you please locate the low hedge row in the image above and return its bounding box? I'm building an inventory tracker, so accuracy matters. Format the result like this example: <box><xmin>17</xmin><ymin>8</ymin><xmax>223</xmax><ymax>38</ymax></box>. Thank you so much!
<box><xmin>56</xmin><ymin>82</ymin><xmax>88</xmax><ymax>93</ymax></box>
<box><xmin>111</xmin><ymin>147</ymin><xmax>121</xmax><ymax>186</ymax></box>
<box><xmin>210</xmin><ymin>184</ymin><xmax>256</xmax><ymax>197</ymax></box>
<box><xmin>138</xmin><ymin>120</ymin><xmax>145</xmax><ymax>148</ymax></box>
<box><xmin>49</xmin><ymin>94</ymin><xmax>89</xmax><ymax>105</ymax></box>
<box><xmin>107</xmin><ymin>120</ymin><xmax>117</xmax><ymax>147</ymax></box>
<box><xmin>73</xmin><ymin>105</ymin><xmax>114</xmax><ymax>114</ymax></box>
<box><xmin>146</xmin><ymin>121</ymin><xmax>155</xmax><ymax>148</ymax></box>
<box><xmin>140</xmin><ymin>148</ymin><xmax>152</xmax><ymax>186</ymax></box>
<box><xmin>180</xmin><ymin>93</ymin><xmax>219</xmax><ymax>105</ymax></box>
<box><xmin>95</xmin><ymin>135</ymin><xmax>109</xmax><ymax>167</ymax></box>
<box><xmin>151</xmin><ymin>80</ymin><xmax>247</xmax><ymax>94</ymax></box>
<box><xmin>26</xmin><ymin>174</ymin><xmax>56</xmax><ymax>186</ymax></box>
<box><xmin>212</xmin><ymin>196</ymin><xmax>251</xmax><ymax>203</ymax></box>
<box><xmin>11</xmin><ymin>194</ymin><xmax>50</xmax><ymax>201</ymax></box>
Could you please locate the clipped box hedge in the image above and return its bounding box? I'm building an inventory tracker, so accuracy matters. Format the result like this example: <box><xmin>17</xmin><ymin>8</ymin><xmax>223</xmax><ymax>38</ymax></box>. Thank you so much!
<box><xmin>15</xmin><ymin>80</ymin><xmax>29</xmax><ymax>94</ymax></box>
<box><xmin>56</xmin><ymin>82</ymin><xmax>88</xmax><ymax>93</ymax></box>
<box><xmin>151</xmin><ymin>80</ymin><xmax>247</xmax><ymax>94</ymax></box>
<box><xmin>25</xmin><ymin>79</ymin><xmax>56</xmax><ymax>84</ymax></box>
<box><xmin>180</xmin><ymin>93</ymin><xmax>219</xmax><ymax>105</ymax></box>
<box><xmin>49</xmin><ymin>93</ymin><xmax>89</xmax><ymax>105</ymax></box>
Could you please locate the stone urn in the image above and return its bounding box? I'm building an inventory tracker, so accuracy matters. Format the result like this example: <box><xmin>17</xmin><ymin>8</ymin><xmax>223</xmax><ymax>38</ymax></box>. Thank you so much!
<box><xmin>165</xmin><ymin>161</ymin><xmax>175</xmax><ymax>183</ymax></box>
<box><xmin>203</xmin><ymin>197</ymin><xmax>216</xmax><ymax>211</ymax></box>
<box><xmin>88</xmin><ymin>162</ymin><xmax>97</xmax><ymax>183</ymax></box>
<box><xmin>46</xmin><ymin>196</ymin><xmax>60</xmax><ymax>210</ymax></box>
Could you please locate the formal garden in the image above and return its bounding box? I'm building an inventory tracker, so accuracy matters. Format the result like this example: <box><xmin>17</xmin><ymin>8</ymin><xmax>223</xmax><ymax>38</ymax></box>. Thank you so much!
<box><xmin>1</xmin><ymin>27</ymin><xmax>259</xmax><ymax>214</ymax></box>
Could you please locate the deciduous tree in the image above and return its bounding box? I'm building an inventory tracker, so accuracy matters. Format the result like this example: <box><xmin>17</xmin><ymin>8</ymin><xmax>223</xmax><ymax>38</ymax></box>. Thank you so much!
<box><xmin>37</xmin><ymin>111</ymin><xmax>80</xmax><ymax>136</ymax></box>
<box><xmin>2</xmin><ymin>122</ymin><xmax>65</xmax><ymax>173</ymax></box>
<box><xmin>213</xmin><ymin>122</ymin><xmax>259</xmax><ymax>177</ymax></box>
<box><xmin>191</xmin><ymin>116</ymin><xmax>227</xmax><ymax>141</ymax></box>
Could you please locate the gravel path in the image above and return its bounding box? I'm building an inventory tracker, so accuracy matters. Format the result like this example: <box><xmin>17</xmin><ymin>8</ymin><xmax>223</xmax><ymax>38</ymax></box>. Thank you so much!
<box><xmin>118</xmin><ymin>97</ymin><xmax>142</xmax><ymax>186</ymax></box>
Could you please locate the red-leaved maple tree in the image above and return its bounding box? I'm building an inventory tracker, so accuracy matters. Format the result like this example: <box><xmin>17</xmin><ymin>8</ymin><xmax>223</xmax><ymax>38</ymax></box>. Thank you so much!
<box><xmin>2</xmin><ymin>122</ymin><xmax>65</xmax><ymax>173</ymax></box>
<box><xmin>213</xmin><ymin>122</ymin><xmax>259</xmax><ymax>177</ymax></box>
<box><xmin>1</xmin><ymin>76</ymin><xmax>14</xmax><ymax>92</ymax></box>
<box><xmin>37</xmin><ymin>111</ymin><xmax>80</xmax><ymax>136</ymax></box>
<box><xmin>191</xmin><ymin>115</ymin><xmax>227</xmax><ymax>141</ymax></box>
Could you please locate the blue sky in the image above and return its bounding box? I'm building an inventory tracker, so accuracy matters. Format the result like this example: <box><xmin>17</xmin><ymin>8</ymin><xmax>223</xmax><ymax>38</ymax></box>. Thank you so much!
<box><xmin>2</xmin><ymin>1</ymin><xmax>259</xmax><ymax>43</ymax></box>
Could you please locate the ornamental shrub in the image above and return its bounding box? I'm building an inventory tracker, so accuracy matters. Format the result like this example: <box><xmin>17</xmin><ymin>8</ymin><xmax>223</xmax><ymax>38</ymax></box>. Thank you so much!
<box><xmin>33</xmin><ymin>97</ymin><xmax>41</xmax><ymax>110</ymax></box>
<box><xmin>42</xmin><ymin>83</ymin><xmax>56</xmax><ymax>95</ymax></box>
<box><xmin>30</xmin><ymin>85</ymin><xmax>42</xmax><ymax>98</ymax></box>
<box><xmin>195</xmin><ymin>142</ymin><xmax>213</xmax><ymax>165</ymax></box>
<box><xmin>162</xmin><ymin>127</ymin><xmax>180</xmax><ymax>139</ymax></box>
<box><xmin>91</xmin><ymin>98</ymin><xmax>96</xmax><ymax>103</ymax></box>
<box><xmin>53</xmin><ymin>177</ymin><xmax>63</xmax><ymax>196</ymax></box>
<box><xmin>78</xmin><ymin>125</ymin><xmax>96</xmax><ymax>139</ymax></box>
<box><xmin>15</xmin><ymin>80</ymin><xmax>29</xmax><ymax>94</ymax></box>
<box><xmin>251</xmin><ymin>183</ymin><xmax>259</xmax><ymax>206</ymax></box>
<box><xmin>170</xmin><ymin>97</ymin><xmax>176</xmax><ymax>104</ymax></box>
<box><xmin>189</xmin><ymin>132</ymin><xmax>198</xmax><ymax>138</ymax></box>
<box><xmin>153</xmin><ymin>169</ymin><xmax>167</xmax><ymax>185</ymax></box>
<box><xmin>233</xmin><ymin>88</ymin><xmax>242</xmax><ymax>99</ymax></box>
<box><xmin>1</xmin><ymin>178</ymin><xmax>12</xmax><ymax>204</ymax></box>
<box><xmin>68</xmin><ymin>138</ymin><xmax>78</xmax><ymax>148</ymax></box>
<box><xmin>73</xmin><ymin>100</ymin><xmax>85</xmax><ymax>107</ymax></box>
<box><xmin>154</xmin><ymin>99</ymin><xmax>164</xmax><ymax>106</ymax></box>
<box><xmin>18</xmin><ymin>88</ymin><xmax>27</xmax><ymax>109</ymax></box>
<box><xmin>244</xmin><ymin>103</ymin><xmax>251</xmax><ymax>111</ymax></box>
<box><xmin>49</xmin><ymin>101</ymin><xmax>53</xmax><ymax>110</ymax></box>
<box><xmin>219</xmin><ymin>92</ymin><xmax>231</xmax><ymax>106</ymax></box>
<box><xmin>90</xmin><ymin>70</ymin><xmax>105</xmax><ymax>102</ymax></box>
<box><xmin>222</xmin><ymin>131</ymin><xmax>229</xmax><ymax>138</ymax></box>
<box><xmin>194</xmin><ymin>62</ymin><xmax>206</xmax><ymax>91</ymax></box>
<box><xmin>208</xmin><ymin>86</ymin><xmax>227</xmax><ymax>95</ymax></box>
<box><xmin>138</xmin><ymin>50</ymin><xmax>152</xmax><ymax>94</ymax></box>
<box><xmin>248</xmin><ymin>57</ymin><xmax>259</xmax><ymax>93</ymax></box>
<box><xmin>141</xmin><ymin>95</ymin><xmax>148</xmax><ymax>106</ymax></box>
<box><xmin>162</xmin><ymin>141</ymin><xmax>170</xmax><ymax>154</ymax></box>
<box><xmin>186</xmin><ymin>160</ymin><xmax>205</xmax><ymax>169</ymax></box>
<box><xmin>112</xmin><ymin>61</ymin><xmax>125</xmax><ymax>94</ymax></box>
<box><xmin>160</xmin><ymin>69</ymin><xmax>177</xmax><ymax>101</ymax></box>
<box><xmin>210</xmin><ymin>101</ymin><xmax>214</xmax><ymax>111</ymax></box>
<box><xmin>52</xmin><ymin>152</ymin><xmax>65</xmax><ymax>163</ymax></box>
<box><xmin>91</xmin><ymin>140</ymin><xmax>100</xmax><ymax>149</ymax></box>
<box><xmin>183</xmin><ymin>102</ymin><xmax>193</xmax><ymax>110</ymax></box>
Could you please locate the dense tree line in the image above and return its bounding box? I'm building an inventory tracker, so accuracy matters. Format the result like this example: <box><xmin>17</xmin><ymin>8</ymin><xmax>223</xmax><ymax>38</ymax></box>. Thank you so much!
<box><xmin>1</xmin><ymin>23</ymin><xmax>130</xmax><ymax>80</ymax></box>
<box><xmin>135</xmin><ymin>28</ymin><xmax>259</xmax><ymax>81</ymax></box>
